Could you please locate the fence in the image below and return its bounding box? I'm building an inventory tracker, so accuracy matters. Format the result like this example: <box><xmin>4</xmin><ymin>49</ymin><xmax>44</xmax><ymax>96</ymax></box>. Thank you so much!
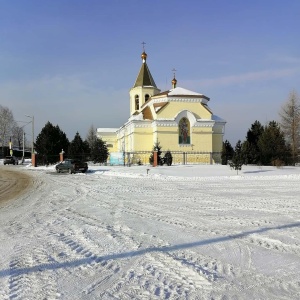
<box><xmin>119</xmin><ymin>151</ymin><xmax>222</xmax><ymax>166</ymax></box>
<box><xmin>35</xmin><ymin>153</ymin><xmax>91</xmax><ymax>166</ymax></box>
<box><xmin>0</xmin><ymin>147</ymin><xmax>31</xmax><ymax>159</ymax></box>
<box><xmin>32</xmin><ymin>151</ymin><xmax>222</xmax><ymax>167</ymax></box>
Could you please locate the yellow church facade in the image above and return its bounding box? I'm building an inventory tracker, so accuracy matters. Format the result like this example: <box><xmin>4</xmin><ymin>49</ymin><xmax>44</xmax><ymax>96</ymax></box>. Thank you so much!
<box><xmin>97</xmin><ymin>50</ymin><xmax>226</xmax><ymax>165</ymax></box>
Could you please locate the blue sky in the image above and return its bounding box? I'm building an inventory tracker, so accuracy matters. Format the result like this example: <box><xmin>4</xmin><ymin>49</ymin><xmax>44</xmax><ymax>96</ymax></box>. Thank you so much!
<box><xmin>0</xmin><ymin>0</ymin><xmax>299</xmax><ymax>146</ymax></box>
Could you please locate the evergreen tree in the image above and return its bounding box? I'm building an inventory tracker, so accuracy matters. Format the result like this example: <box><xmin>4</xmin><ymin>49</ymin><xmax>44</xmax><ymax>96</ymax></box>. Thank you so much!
<box><xmin>163</xmin><ymin>151</ymin><xmax>173</xmax><ymax>166</ymax></box>
<box><xmin>91</xmin><ymin>138</ymin><xmax>109</xmax><ymax>164</ymax></box>
<box><xmin>221</xmin><ymin>140</ymin><xmax>234</xmax><ymax>165</ymax></box>
<box><xmin>242</xmin><ymin>120</ymin><xmax>264</xmax><ymax>164</ymax></box>
<box><xmin>279</xmin><ymin>90</ymin><xmax>300</xmax><ymax>164</ymax></box>
<box><xmin>230</xmin><ymin>140</ymin><xmax>244</xmax><ymax>174</ymax></box>
<box><xmin>35</xmin><ymin>121</ymin><xmax>69</xmax><ymax>164</ymax></box>
<box><xmin>258</xmin><ymin>121</ymin><xmax>291</xmax><ymax>165</ymax></box>
<box><xmin>68</xmin><ymin>132</ymin><xmax>90</xmax><ymax>161</ymax></box>
<box><xmin>149</xmin><ymin>142</ymin><xmax>163</xmax><ymax>165</ymax></box>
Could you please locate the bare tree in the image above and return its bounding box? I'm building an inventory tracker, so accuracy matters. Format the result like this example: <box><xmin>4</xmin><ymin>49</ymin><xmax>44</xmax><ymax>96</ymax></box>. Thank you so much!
<box><xmin>0</xmin><ymin>105</ymin><xmax>15</xmax><ymax>156</ymax></box>
<box><xmin>12</xmin><ymin>125</ymin><xmax>25</xmax><ymax>149</ymax></box>
<box><xmin>85</xmin><ymin>125</ymin><xmax>97</xmax><ymax>148</ymax></box>
<box><xmin>279</xmin><ymin>90</ymin><xmax>300</xmax><ymax>164</ymax></box>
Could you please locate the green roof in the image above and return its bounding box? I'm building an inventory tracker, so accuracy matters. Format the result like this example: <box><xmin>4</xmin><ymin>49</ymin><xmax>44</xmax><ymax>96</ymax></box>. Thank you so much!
<box><xmin>133</xmin><ymin>62</ymin><xmax>157</xmax><ymax>88</ymax></box>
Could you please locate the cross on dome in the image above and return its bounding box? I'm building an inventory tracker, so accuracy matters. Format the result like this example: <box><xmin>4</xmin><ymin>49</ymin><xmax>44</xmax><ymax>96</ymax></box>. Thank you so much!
<box><xmin>172</xmin><ymin>68</ymin><xmax>177</xmax><ymax>88</ymax></box>
<box><xmin>141</xmin><ymin>41</ymin><xmax>147</xmax><ymax>63</ymax></box>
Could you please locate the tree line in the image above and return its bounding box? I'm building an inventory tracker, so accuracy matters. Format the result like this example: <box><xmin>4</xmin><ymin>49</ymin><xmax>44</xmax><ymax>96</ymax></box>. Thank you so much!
<box><xmin>34</xmin><ymin>121</ymin><xmax>108</xmax><ymax>164</ymax></box>
<box><xmin>1</xmin><ymin>90</ymin><xmax>299</xmax><ymax>165</ymax></box>
<box><xmin>222</xmin><ymin>90</ymin><xmax>300</xmax><ymax>167</ymax></box>
<box><xmin>0</xmin><ymin>104</ymin><xmax>108</xmax><ymax>163</ymax></box>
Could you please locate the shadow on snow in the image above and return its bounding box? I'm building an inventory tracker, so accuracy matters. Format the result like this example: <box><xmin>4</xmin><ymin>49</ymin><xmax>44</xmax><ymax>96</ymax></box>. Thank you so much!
<box><xmin>1</xmin><ymin>221</ymin><xmax>300</xmax><ymax>278</ymax></box>
<box><xmin>242</xmin><ymin>170</ymin><xmax>273</xmax><ymax>174</ymax></box>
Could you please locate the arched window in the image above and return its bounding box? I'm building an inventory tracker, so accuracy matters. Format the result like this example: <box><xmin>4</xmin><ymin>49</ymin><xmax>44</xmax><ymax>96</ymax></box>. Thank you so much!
<box><xmin>145</xmin><ymin>94</ymin><xmax>149</xmax><ymax>102</ymax></box>
<box><xmin>135</xmin><ymin>95</ymin><xmax>139</xmax><ymax>110</ymax></box>
<box><xmin>178</xmin><ymin>117</ymin><xmax>190</xmax><ymax>144</ymax></box>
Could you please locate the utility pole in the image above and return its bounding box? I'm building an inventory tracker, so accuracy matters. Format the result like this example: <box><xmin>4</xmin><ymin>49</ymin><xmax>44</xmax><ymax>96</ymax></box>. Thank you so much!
<box><xmin>22</xmin><ymin>132</ymin><xmax>25</xmax><ymax>164</ymax></box>
<box><xmin>25</xmin><ymin>115</ymin><xmax>34</xmax><ymax>154</ymax></box>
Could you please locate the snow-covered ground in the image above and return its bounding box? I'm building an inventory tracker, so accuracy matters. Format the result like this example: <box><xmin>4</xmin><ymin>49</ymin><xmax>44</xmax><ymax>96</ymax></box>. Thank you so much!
<box><xmin>1</xmin><ymin>162</ymin><xmax>300</xmax><ymax>299</ymax></box>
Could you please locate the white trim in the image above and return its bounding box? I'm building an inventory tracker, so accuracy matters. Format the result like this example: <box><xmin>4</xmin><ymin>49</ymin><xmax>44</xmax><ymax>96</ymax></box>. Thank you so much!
<box><xmin>151</xmin><ymin>97</ymin><xmax>208</xmax><ymax>104</ymax></box>
<box><xmin>194</xmin><ymin>120</ymin><xmax>215</xmax><ymax>127</ymax></box>
<box><xmin>142</xmin><ymin>96</ymin><xmax>209</xmax><ymax>111</ymax></box>
<box><xmin>174</xmin><ymin>110</ymin><xmax>197</xmax><ymax>126</ymax></box>
<box><xmin>152</xmin><ymin>120</ymin><xmax>177</xmax><ymax>127</ymax></box>
<box><xmin>97</xmin><ymin>128</ymin><xmax>118</xmax><ymax>133</ymax></box>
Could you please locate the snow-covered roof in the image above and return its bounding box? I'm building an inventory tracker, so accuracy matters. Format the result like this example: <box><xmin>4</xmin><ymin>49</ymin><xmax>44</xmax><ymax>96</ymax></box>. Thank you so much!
<box><xmin>151</xmin><ymin>86</ymin><xmax>210</xmax><ymax>102</ymax></box>
<box><xmin>168</xmin><ymin>87</ymin><xmax>205</xmax><ymax>97</ymax></box>
<box><xmin>212</xmin><ymin>115</ymin><xmax>226</xmax><ymax>123</ymax></box>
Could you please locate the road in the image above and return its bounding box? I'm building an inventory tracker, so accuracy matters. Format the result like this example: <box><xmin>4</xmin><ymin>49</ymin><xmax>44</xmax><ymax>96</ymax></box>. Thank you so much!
<box><xmin>0</xmin><ymin>166</ymin><xmax>33</xmax><ymax>206</ymax></box>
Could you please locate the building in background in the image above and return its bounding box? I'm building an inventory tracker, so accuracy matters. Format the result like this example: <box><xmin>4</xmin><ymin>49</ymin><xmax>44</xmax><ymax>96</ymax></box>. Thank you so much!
<box><xmin>97</xmin><ymin>49</ymin><xmax>226</xmax><ymax>164</ymax></box>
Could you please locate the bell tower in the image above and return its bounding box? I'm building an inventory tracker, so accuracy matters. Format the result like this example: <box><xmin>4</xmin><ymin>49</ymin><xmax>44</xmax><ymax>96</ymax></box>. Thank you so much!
<box><xmin>129</xmin><ymin>43</ymin><xmax>160</xmax><ymax>116</ymax></box>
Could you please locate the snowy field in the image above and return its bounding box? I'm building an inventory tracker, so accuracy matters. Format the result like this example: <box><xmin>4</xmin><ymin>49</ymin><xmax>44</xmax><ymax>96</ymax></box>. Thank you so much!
<box><xmin>1</xmin><ymin>162</ymin><xmax>300</xmax><ymax>299</ymax></box>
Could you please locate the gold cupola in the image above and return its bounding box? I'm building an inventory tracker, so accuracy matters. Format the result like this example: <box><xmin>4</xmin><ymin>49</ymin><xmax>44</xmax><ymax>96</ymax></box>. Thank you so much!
<box><xmin>172</xmin><ymin>76</ymin><xmax>177</xmax><ymax>89</ymax></box>
<box><xmin>171</xmin><ymin>68</ymin><xmax>177</xmax><ymax>88</ymax></box>
<box><xmin>141</xmin><ymin>51</ymin><xmax>147</xmax><ymax>63</ymax></box>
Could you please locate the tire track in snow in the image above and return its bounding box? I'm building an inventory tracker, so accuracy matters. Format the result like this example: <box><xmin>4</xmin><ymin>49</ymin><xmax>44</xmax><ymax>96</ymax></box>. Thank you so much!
<box><xmin>1</xmin><ymin>175</ymin><xmax>61</xmax><ymax>300</ymax></box>
<box><xmin>60</xmin><ymin>175</ymin><xmax>254</xmax><ymax>298</ymax></box>
<box><xmin>109</xmin><ymin>250</ymin><xmax>213</xmax><ymax>299</ymax></box>
<box><xmin>46</xmin><ymin>208</ymin><xmax>140</xmax><ymax>298</ymax></box>
<box><xmin>245</xmin><ymin>235</ymin><xmax>300</xmax><ymax>256</ymax></box>
<box><xmin>8</xmin><ymin>168</ymin><xmax>299</xmax><ymax>299</ymax></box>
<box><xmin>59</xmin><ymin>203</ymin><xmax>146</xmax><ymax>297</ymax></box>
<box><xmin>7</xmin><ymin>243</ymin><xmax>60</xmax><ymax>300</ymax></box>
<box><xmin>49</xmin><ymin>195</ymin><xmax>217</xmax><ymax>298</ymax></box>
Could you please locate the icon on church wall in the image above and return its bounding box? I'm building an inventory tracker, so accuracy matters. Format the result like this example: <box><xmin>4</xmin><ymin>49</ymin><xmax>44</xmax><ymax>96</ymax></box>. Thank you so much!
<box><xmin>179</xmin><ymin>117</ymin><xmax>190</xmax><ymax>144</ymax></box>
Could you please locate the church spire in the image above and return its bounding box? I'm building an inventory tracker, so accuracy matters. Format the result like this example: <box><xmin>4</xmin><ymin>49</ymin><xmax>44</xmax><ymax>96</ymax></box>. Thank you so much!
<box><xmin>133</xmin><ymin>43</ymin><xmax>157</xmax><ymax>88</ymax></box>
<box><xmin>130</xmin><ymin>44</ymin><xmax>161</xmax><ymax>116</ymax></box>
<box><xmin>141</xmin><ymin>41</ymin><xmax>147</xmax><ymax>63</ymax></box>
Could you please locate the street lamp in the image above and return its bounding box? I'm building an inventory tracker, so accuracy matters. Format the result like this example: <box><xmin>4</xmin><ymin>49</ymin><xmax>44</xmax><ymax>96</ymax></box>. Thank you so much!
<box><xmin>20</xmin><ymin>123</ymin><xmax>29</xmax><ymax>163</ymax></box>
<box><xmin>22</xmin><ymin>131</ymin><xmax>25</xmax><ymax>163</ymax></box>
<box><xmin>25</xmin><ymin>115</ymin><xmax>34</xmax><ymax>154</ymax></box>
<box><xmin>16</xmin><ymin>120</ymin><xmax>31</xmax><ymax>163</ymax></box>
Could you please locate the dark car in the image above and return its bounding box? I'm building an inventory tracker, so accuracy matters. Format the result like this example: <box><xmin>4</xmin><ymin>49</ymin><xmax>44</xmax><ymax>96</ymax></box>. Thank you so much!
<box><xmin>4</xmin><ymin>156</ymin><xmax>19</xmax><ymax>165</ymax></box>
<box><xmin>55</xmin><ymin>159</ymin><xmax>88</xmax><ymax>174</ymax></box>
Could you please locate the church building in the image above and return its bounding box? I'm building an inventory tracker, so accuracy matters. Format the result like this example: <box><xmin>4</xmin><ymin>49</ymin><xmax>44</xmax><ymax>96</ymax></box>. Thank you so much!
<box><xmin>97</xmin><ymin>49</ymin><xmax>226</xmax><ymax>165</ymax></box>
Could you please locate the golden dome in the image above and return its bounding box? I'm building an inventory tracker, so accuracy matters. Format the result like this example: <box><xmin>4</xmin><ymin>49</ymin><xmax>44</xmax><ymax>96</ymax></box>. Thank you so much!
<box><xmin>172</xmin><ymin>76</ymin><xmax>177</xmax><ymax>88</ymax></box>
<box><xmin>141</xmin><ymin>51</ymin><xmax>147</xmax><ymax>61</ymax></box>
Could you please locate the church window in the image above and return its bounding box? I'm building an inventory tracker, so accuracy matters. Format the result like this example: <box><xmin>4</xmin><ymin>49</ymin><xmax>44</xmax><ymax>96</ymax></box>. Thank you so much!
<box><xmin>135</xmin><ymin>95</ymin><xmax>139</xmax><ymax>110</ymax></box>
<box><xmin>145</xmin><ymin>94</ymin><xmax>149</xmax><ymax>102</ymax></box>
<box><xmin>178</xmin><ymin>117</ymin><xmax>190</xmax><ymax>144</ymax></box>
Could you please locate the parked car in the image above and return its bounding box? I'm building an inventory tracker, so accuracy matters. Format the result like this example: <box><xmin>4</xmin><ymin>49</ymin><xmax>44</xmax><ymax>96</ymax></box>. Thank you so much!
<box><xmin>55</xmin><ymin>159</ymin><xmax>88</xmax><ymax>174</ymax></box>
<box><xmin>4</xmin><ymin>156</ymin><xmax>19</xmax><ymax>165</ymax></box>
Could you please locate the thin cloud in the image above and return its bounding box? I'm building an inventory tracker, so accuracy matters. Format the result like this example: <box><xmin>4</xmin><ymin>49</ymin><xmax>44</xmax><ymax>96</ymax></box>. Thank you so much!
<box><xmin>197</xmin><ymin>68</ymin><xmax>298</xmax><ymax>88</ymax></box>
<box><xmin>0</xmin><ymin>73</ymin><xmax>91</xmax><ymax>93</ymax></box>
<box><xmin>268</xmin><ymin>54</ymin><xmax>300</xmax><ymax>64</ymax></box>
